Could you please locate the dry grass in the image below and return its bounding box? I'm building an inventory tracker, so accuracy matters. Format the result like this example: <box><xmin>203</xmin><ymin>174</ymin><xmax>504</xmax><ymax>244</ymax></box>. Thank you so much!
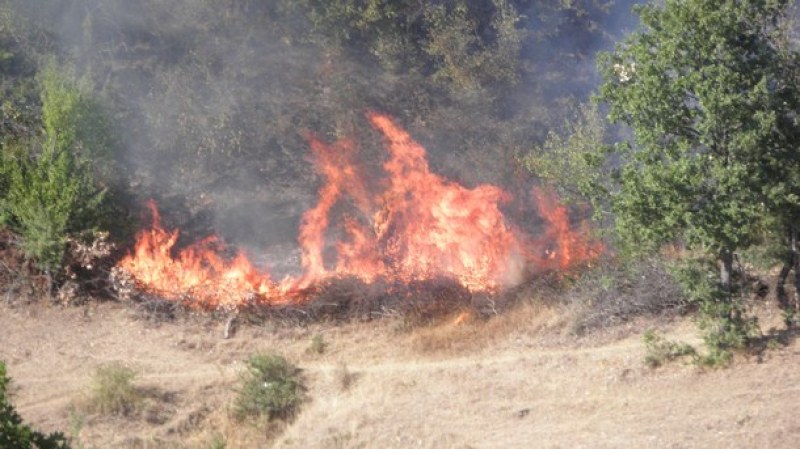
<box><xmin>4</xmin><ymin>296</ymin><xmax>800</xmax><ymax>449</ymax></box>
<box><xmin>334</xmin><ymin>362</ymin><xmax>356</xmax><ymax>391</ymax></box>
<box><xmin>409</xmin><ymin>300</ymin><xmax>566</xmax><ymax>354</ymax></box>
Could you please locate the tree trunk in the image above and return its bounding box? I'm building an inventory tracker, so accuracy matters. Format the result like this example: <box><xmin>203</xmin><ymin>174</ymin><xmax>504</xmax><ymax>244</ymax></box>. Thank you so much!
<box><xmin>793</xmin><ymin>230</ymin><xmax>800</xmax><ymax>311</ymax></box>
<box><xmin>719</xmin><ymin>248</ymin><xmax>734</xmax><ymax>297</ymax></box>
<box><xmin>777</xmin><ymin>227</ymin><xmax>798</xmax><ymax>310</ymax></box>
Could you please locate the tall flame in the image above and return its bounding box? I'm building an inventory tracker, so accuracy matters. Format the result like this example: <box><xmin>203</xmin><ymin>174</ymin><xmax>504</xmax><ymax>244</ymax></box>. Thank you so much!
<box><xmin>118</xmin><ymin>113</ymin><xmax>601</xmax><ymax>309</ymax></box>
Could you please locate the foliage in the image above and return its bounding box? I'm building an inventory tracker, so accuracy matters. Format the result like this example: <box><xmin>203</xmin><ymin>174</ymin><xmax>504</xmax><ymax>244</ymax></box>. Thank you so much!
<box><xmin>234</xmin><ymin>354</ymin><xmax>304</xmax><ymax>421</ymax></box>
<box><xmin>642</xmin><ymin>330</ymin><xmax>696</xmax><ymax>368</ymax></box>
<box><xmin>39</xmin><ymin>63</ymin><xmax>119</xmax><ymax>185</ymax></box>
<box><xmin>291</xmin><ymin>0</ymin><xmax>523</xmax><ymax>94</ymax></box>
<box><xmin>596</xmin><ymin>0</ymin><xmax>800</xmax><ymax>257</ymax></box>
<box><xmin>0</xmin><ymin>361</ymin><xmax>71</xmax><ymax>449</ymax></box>
<box><xmin>593</xmin><ymin>0</ymin><xmax>800</xmax><ymax>359</ymax></box>
<box><xmin>1</xmin><ymin>139</ymin><xmax>97</xmax><ymax>271</ymax></box>
<box><xmin>87</xmin><ymin>362</ymin><xmax>141</xmax><ymax>416</ymax></box>
<box><xmin>0</xmin><ymin>27</ymin><xmax>39</xmax><ymax>151</ymax></box>
<box><xmin>669</xmin><ymin>257</ymin><xmax>760</xmax><ymax>365</ymax></box>
<box><xmin>308</xmin><ymin>334</ymin><xmax>327</xmax><ymax>354</ymax></box>
<box><xmin>0</xmin><ymin>62</ymin><xmax>121</xmax><ymax>272</ymax></box>
<box><xmin>521</xmin><ymin>101</ymin><xmax>612</xmax><ymax>217</ymax></box>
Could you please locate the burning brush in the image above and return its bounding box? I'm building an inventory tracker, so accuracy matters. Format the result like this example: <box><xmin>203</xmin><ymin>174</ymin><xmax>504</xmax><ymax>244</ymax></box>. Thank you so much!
<box><xmin>113</xmin><ymin>113</ymin><xmax>602</xmax><ymax>313</ymax></box>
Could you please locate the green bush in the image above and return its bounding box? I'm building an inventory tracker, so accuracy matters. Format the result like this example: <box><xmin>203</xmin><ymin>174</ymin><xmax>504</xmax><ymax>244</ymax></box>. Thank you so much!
<box><xmin>1</xmin><ymin>139</ymin><xmax>101</xmax><ymax>271</ymax></box>
<box><xmin>0</xmin><ymin>62</ymin><xmax>122</xmax><ymax>273</ymax></box>
<box><xmin>87</xmin><ymin>362</ymin><xmax>141</xmax><ymax>416</ymax></box>
<box><xmin>234</xmin><ymin>353</ymin><xmax>304</xmax><ymax>421</ymax></box>
<box><xmin>1</xmin><ymin>360</ymin><xmax>71</xmax><ymax>449</ymax></box>
<box><xmin>642</xmin><ymin>330</ymin><xmax>696</xmax><ymax>368</ymax></box>
<box><xmin>308</xmin><ymin>334</ymin><xmax>326</xmax><ymax>355</ymax></box>
<box><xmin>669</xmin><ymin>257</ymin><xmax>760</xmax><ymax>367</ymax></box>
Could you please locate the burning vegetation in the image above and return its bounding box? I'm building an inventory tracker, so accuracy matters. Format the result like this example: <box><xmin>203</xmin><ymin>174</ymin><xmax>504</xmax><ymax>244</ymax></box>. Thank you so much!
<box><xmin>116</xmin><ymin>113</ymin><xmax>601</xmax><ymax>311</ymax></box>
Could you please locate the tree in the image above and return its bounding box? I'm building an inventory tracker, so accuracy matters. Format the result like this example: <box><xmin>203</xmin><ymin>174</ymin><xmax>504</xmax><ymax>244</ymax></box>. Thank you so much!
<box><xmin>521</xmin><ymin>101</ymin><xmax>611</xmax><ymax>215</ymax></box>
<box><xmin>596</xmin><ymin>0</ymin><xmax>800</xmax><ymax>291</ymax></box>
<box><xmin>1</xmin><ymin>62</ymin><xmax>121</xmax><ymax>274</ymax></box>
<box><xmin>594</xmin><ymin>0</ymin><xmax>800</xmax><ymax>358</ymax></box>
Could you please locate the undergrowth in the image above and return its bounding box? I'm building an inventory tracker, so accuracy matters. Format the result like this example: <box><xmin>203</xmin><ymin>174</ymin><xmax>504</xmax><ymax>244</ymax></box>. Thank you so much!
<box><xmin>670</xmin><ymin>257</ymin><xmax>760</xmax><ymax>367</ymax></box>
<box><xmin>234</xmin><ymin>353</ymin><xmax>304</xmax><ymax>421</ymax></box>
<box><xmin>87</xmin><ymin>362</ymin><xmax>141</xmax><ymax>416</ymax></box>
<box><xmin>642</xmin><ymin>330</ymin><xmax>696</xmax><ymax>368</ymax></box>
<box><xmin>1</xmin><ymin>360</ymin><xmax>71</xmax><ymax>449</ymax></box>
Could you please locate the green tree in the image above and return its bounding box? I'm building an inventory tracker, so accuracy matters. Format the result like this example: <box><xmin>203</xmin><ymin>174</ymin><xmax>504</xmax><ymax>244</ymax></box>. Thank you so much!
<box><xmin>594</xmin><ymin>0</ymin><xmax>800</xmax><ymax>359</ymax></box>
<box><xmin>521</xmin><ymin>101</ymin><xmax>611</xmax><ymax>215</ymax></box>
<box><xmin>291</xmin><ymin>0</ymin><xmax>523</xmax><ymax>94</ymax></box>
<box><xmin>596</xmin><ymin>0</ymin><xmax>800</xmax><ymax>289</ymax></box>
<box><xmin>1</xmin><ymin>62</ymin><xmax>121</xmax><ymax>273</ymax></box>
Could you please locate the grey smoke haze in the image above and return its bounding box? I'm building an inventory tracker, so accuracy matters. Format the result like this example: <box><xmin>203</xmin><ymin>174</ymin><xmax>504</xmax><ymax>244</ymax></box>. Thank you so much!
<box><xmin>8</xmin><ymin>1</ymin><xmax>641</xmax><ymax>274</ymax></box>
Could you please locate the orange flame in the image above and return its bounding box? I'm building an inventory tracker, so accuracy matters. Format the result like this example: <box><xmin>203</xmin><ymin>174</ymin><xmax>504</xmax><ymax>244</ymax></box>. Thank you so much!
<box><xmin>118</xmin><ymin>113</ymin><xmax>601</xmax><ymax>309</ymax></box>
<box><xmin>531</xmin><ymin>187</ymin><xmax>604</xmax><ymax>270</ymax></box>
<box><xmin>452</xmin><ymin>310</ymin><xmax>472</xmax><ymax>326</ymax></box>
<box><xmin>117</xmin><ymin>201</ymin><xmax>280</xmax><ymax>309</ymax></box>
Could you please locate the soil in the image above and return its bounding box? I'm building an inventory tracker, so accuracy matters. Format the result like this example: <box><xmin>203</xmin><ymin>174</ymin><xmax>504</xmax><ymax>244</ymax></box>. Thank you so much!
<box><xmin>2</xmin><ymin>298</ymin><xmax>799</xmax><ymax>449</ymax></box>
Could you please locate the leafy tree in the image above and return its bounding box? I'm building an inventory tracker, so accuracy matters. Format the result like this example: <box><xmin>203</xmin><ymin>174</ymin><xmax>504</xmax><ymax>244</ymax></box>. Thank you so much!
<box><xmin>596</xmin><ymin>0</ymin><xmax>800</xmax><ymax>290</ymax></box>
<box><xmin>289</xmin><ymin>0</ymin><xmax>523</xmax><ymax>93</ymax></box>
<box><xmin>521</xmin><ymin>101</ymin><xmax>611</xmax><ymax>215</ymax></box>
<box><xmin>592</xmin><ymin>0</ymin><xmax>800</xmax><ymax>358</ymax></box>
<box><xmin>1</xmin><ymin>361</ymin><xmax>71</xmax><ymax>449</ymax></box>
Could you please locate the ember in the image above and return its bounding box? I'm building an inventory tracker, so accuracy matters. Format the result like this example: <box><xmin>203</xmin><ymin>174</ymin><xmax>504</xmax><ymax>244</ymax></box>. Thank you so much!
<box><xmin>117</xmin><ymin>113</ymin><xmax>601</xmax><ymax>310</ymax></box>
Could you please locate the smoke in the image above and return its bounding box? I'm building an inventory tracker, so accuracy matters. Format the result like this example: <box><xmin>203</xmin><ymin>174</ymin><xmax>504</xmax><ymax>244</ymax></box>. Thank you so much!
<box><xmin>6</xmin><ymin>0</ymin><xmax>641</xmax><ymax>274</ymax></box>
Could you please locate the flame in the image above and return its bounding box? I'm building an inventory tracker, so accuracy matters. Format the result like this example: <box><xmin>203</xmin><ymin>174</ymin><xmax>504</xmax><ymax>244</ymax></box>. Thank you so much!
<box><xmin>117</xmin><ymin>201</ymin><xmax>280</xmax><ymax>309</ymax></box>
<box><xmin>452</xmin><ymin>310</ymin><xmax>472</xmax><ymax>326</ymax></box>
<box><xmin>118</xmin><ymin>113</ymin><xmax>602</xmax><ymax>309</ymax></box>
<box><xmin>531</xmin><ymin>187</ymin><xmax>604</xmax><ymax>270</ymax></box>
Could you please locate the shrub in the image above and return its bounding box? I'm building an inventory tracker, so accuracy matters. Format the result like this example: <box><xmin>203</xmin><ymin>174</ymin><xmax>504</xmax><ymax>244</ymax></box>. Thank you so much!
<box><xmin>207</xmin><ymin>434</ymin><xmax>227</xmax><ymax>449</ymax></box>
<box><xmin>1</xmin><ymin>139</ymin><xmax>100</xmax><ymax>272</ymax></box>
<box><xmin>308</xmin><ymin>334</ymin><xmax>326</xmax><ymax>355</ymax></box>
<box><xmin>334</xmin><ymin>361</ymin><xmax>355</xmax><ymax>392</ymax></box>
<box><xmin>0</xmin><ymin>62</ymin><xmax>121</xmax><ymax>273</ymax></box>
<box><xmin>1</xmin><ymin>360</ymin><xmax>71</xmax><ymax>449</ymax></box>
<box><xmin>567</xmin><ymin>256</ymin><xmax>686</xmax><ymax>333</ymax></box>
<box><xmin>87</xmin><ymin>362</ymin><xmax>141</xmax><ymax>416</ymax></box>
<box><xmin>234</xmin><ymin>353</ymin><xmax>304</xmax><ymax>421</ymax></box>
<box><xmin>642</xmin><ymin>330</ymin><xmax>696</xmax><ymax>368</ymax></box>
<box><xmin>669</xmin><ymin>257</ymin><xmax>760</xmax><ymax>367</ymax></box>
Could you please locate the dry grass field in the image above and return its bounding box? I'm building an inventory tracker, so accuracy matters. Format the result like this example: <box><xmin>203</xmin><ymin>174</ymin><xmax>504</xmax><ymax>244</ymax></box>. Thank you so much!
<box><xmin>2</xmin><ymin>298</ymin><xmax>800</xmax><ymax>449</ymax></box>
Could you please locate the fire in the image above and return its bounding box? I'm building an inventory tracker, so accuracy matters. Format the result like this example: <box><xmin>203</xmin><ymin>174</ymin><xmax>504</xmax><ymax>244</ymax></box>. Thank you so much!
<box><xmin>453</xmin><ymin>310</ymin><xmax>472</xmax><ymax>326</ymax></box>
<box><xmin>118</xmin><ymin>113</ymin><xmax>601</xmax><ymax>309</ymax></box>
<box><xmin>117</xmin><ymin>201</ymin><xmax>282</xmax><ymax>309</ymax></box>
<box><xmin>531</xmin><ymin>187</ymin><xmax>604</xmax><ymax>271</ymax></box>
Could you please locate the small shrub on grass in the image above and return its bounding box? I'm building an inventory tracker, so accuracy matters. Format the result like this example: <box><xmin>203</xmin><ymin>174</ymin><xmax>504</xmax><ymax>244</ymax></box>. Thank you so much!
<box><xmin>566</xmin><ymin>256</ymin><xmax>686</xmax><ymax>333</ymax></box>
<box><xmin>207</xmin><ymin>433</ymin><xmax>226</xmax><ymax>449</ymax></box>
<box><xmin>642</xmin><ymin>330</ymin><xmax>696</xmax><ymax>368</ymax></box>
<box><xmin>88</xmin><ymin>362</ymin><xmax>141</xmax><ymax>416</ymax></box>
<box><xmin>308</xmin><ymin>334</ymin><xmax>327</xmax><ymax>355</ymax></box>
<box><xmin>234</xmin><ymin>353</ymin><xmax>304</xmax><ymax>421</ymax></box>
